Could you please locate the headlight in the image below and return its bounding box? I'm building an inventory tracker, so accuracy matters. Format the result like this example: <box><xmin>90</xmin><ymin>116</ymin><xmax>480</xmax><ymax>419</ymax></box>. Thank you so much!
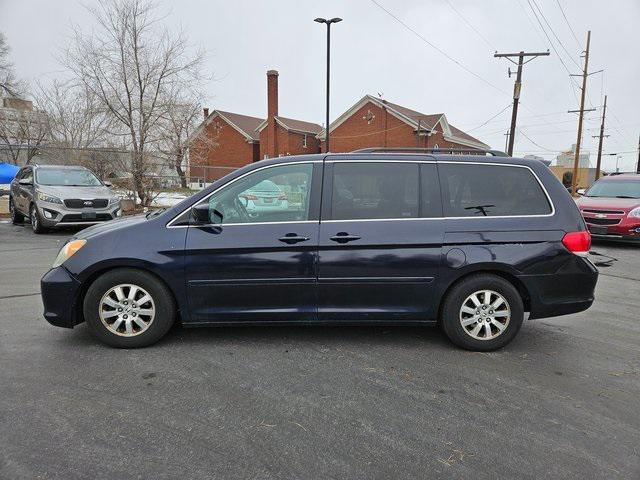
<box><xmin>52</xmin><ymin>239</ymin><xmax>86</xmax><ymax>268</ymax></box>
<box><xmin>109</xmin><ymin>196</ymin><xmax>121</xmax><ymax>206</ymax></box>
<box><xmin>628</xmin><ymin>207</ymin><xmax>640</xmax><ymax>218</ymax></box>
<box><xmin>37</xmin><ymin>191</ymin><xmax>63</xmax><ymax>205</ymax></box>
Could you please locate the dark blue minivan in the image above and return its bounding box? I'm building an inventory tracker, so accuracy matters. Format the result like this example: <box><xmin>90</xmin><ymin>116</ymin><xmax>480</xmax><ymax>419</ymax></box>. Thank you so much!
<box><xmin>41</xmin><ymin>149</ymin><xmax>598</xmax><ymax>350</ymax></box>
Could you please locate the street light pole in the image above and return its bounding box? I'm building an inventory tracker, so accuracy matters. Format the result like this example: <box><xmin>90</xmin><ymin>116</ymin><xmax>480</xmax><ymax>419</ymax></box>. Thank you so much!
<box><xmin>315</xmin><ymin>17</ymin><xmax>342</xmax><ymax>153</ymax></box>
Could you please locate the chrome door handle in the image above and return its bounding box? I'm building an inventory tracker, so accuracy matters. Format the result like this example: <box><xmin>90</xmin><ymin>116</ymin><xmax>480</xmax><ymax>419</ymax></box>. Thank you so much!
<box><xmin>329</xmin><ymin>232</ymin><xmax>361</xmax><ymax>244</ymax></box>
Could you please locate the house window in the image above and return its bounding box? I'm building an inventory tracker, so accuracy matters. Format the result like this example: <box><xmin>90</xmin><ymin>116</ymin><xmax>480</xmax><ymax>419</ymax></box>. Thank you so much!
<box><xmin>433</xmin><ymin>143</ymin><xmax>439</xmax><ymax>149</ymax></box>
<box><xmin>303</xmin><ymin>134</ymin><xmax>308</xmax><ymax>148</ymax></box>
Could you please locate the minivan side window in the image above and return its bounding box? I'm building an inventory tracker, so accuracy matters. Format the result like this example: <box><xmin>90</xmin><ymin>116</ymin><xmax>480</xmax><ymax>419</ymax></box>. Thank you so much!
<box><xmin>203</xmin><ymin>163</ymin><xmax>314</xmax><ymax>225</ymax></box>
<box><xmin>439</xmin><ymin>163</ymin><xmax>552</xmax><ymax>217</ymax></box>
<box><xmin>329</xmin><ymin>162</ymin><xmax>420</xmax><ymax>220</ymax></box>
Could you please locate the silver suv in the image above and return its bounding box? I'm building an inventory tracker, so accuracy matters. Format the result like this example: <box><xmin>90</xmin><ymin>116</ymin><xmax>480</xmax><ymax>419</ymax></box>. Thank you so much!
<box><xmin>9</xmin><ymin>164</ymin><xmax>121</xmax><ymax>233</ymax></box>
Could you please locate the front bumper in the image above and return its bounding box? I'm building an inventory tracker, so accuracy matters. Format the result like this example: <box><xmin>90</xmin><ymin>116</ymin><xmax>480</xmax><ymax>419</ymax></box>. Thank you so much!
<box><xmin>36</xmin><ymin>201</ymin><xmax>121</xmax><ymax>228</ymax></box>
<box><xmin>583</xmin><ymin>216</ymin><xmax>640</xmax><ymax>242</ymax></box>
<box><xmin>41</xmin><ymin>266</ymin><xmax>83</xmax><ymax>328</ymax></box>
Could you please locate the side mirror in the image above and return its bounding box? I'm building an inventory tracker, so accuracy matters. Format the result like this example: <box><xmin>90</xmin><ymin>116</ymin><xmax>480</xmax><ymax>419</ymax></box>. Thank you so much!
<box><xmin>191</xmin><ymin>203</ymin><xmax>211</xmax><ymax>224</ymax></box>
<box><xmin>18</xmin><ymin>178</ymin><xmax>33</xmax><ymax>186</ymax></box>
<box><xmin>577</xmin><ymin>188</ymin><xmax>586</xmax><ymax>196</ymax></box>
<box><xmin>103</xmin><ymin>181</ymin><xmax>113</xmax><ymax>188</ymax></box>
<box><xmin>191</xmin><ymin>203</ymin><xmax>224</xmax><ymax>225</ymax></box>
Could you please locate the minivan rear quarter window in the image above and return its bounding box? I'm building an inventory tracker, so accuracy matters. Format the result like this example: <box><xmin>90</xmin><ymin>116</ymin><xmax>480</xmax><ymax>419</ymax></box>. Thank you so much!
<box><xmin>439</xmin><ymin>163</ymin><xmax>552</xmax><ymax>217</ymax></box>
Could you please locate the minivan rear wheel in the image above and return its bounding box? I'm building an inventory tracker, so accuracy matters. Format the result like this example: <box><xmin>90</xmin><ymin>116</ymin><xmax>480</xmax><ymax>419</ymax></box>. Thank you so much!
<box><xmin>83</xmin><ymin>269</ymin><xmax>176</xmax><ymax>348</ymax></box>
<box><xmin>440</xmin><ymin>274</ymin><xmax>524</xmax><ymax>351</ymax></box>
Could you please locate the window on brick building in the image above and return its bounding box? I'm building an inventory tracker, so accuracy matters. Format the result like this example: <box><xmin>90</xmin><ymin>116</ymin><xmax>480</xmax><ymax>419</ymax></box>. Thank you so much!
<box><xmin>303</xmin><ymin>134</ymin><xmax>308</xmax><ymax>148</ymax></box>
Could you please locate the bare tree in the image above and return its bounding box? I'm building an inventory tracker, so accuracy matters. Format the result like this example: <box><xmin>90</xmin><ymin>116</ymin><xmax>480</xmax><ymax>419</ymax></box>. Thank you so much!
<box><xmin>0</xmin><ymin>32</ymin><xmax>27</xmax><ymax>98</ymax></box>
<box><xmin>0</xmin><ymin>107</ymin><xmax>49</xmax><ymax>165</ymax></box>
<box><xmin>33</xmin><ymin>80</ymin><xmax>123</xmax><ymax>176</ymax></box>
<box><xmin>154</xmin><ymin>100</ymin><xmax>216</xmax><ymax>188</ymax></box>
<box><xmin>63</xmin><ymin>0</ymin><xmax>205</xmax><ymax>206</ymax></box>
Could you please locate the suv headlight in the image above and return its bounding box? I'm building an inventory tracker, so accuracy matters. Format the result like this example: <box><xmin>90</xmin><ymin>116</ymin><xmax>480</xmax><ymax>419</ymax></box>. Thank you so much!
<box><xmin>109</xmin><ymin>196</ymin><xmax>121</xmax><ymax>206</ymax></box>
<box><xmin>629</xmin><ymin>207</ymin><xmax>640</xmax><ymax>218</ymax></box>
<box><xmin>52</xmin><ymin>239</ymin><xmax>86</xmax><ymax>268</ymax></box>
<box><xmin>37</xmin><ymin>191</ymin><xmax>63</xmax><ymax>205</ymax></box>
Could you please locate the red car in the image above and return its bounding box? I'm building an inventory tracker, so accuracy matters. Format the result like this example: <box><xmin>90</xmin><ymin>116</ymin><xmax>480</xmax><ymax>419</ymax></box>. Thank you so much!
<box><xmin>575</xmin><ymin>173</ymin><xmax>640</xmax><ymax>242</ymax></box>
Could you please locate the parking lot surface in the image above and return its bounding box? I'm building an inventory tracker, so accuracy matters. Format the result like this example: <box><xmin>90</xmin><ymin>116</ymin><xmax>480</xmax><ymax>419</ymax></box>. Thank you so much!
<box><xmin>1</xmin><ymin>220</ymin><xmax>639</xmax><ymax>479</ymax></box>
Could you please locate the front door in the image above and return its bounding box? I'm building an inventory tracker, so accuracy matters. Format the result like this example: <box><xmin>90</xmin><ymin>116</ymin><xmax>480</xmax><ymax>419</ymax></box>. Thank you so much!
<box><xmin>183</xmin><ymin>161</ymin><xmax>322</xmax><ymax>323</ymax></box>
<box><xmin>317</xmin><ymin>159</ymin><xmax>444</xmax><ymax>322</ymax></box>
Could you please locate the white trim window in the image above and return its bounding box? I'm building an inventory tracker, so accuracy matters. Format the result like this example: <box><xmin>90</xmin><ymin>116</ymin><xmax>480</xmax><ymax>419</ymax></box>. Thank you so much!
<box><xmin>302</xmin><ymin>134</ymin><xmax>308</xmax><ymax>148</ymax></box>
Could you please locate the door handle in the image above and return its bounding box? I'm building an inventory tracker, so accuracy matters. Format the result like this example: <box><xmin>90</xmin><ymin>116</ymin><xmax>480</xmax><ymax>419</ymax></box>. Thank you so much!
<box><xmin>329</xmin><ymin>232</ymin><xmax>361</xmax><ymax>244</ymax></box>
<box><xmin>279</xmin><ymin>233</ymin><xmax>310</xmax><ymax>244</ymax></box>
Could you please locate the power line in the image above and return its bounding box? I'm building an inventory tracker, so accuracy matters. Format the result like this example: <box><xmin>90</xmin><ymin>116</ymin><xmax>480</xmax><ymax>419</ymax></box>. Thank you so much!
<box><xmin>443</xmin><ymin>0</ymin><xmax>496</xmax><ymax>51</ymax></box>
<box><xmin>467</xmin><ymin>103</ymin><xmax>512</xmax><ymax>132</ymax></box>
<box><xmin>554</xmin><ymin>0</ymin><xmax>582</xmax><ymax>48</ymax></box>
<box><xmin>531</xmin><ymin>0</ymin><xmax>581</xmax><ymax>69</ymax></box>
<box><xmin>369</xmin><ymin>0</ymin><xmax>509</xmax><ymax>96</ymax></box>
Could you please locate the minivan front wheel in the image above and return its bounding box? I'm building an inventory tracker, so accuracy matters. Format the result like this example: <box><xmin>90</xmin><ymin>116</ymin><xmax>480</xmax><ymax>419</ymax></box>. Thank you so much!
<box><xmin>441</xmin><ymin>274</ymin><xmax>524</xmax><ymax>351</ymax></box>
<box><xmin>83</xmin><ymin>269</ymin><xmax>176</xmax><ymax>348</ymax></box>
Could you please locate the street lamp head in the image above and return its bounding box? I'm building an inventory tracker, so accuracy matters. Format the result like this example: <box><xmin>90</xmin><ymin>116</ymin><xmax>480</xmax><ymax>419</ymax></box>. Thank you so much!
<box><xmin>314</xmin><ymin>17</ymin><xmax>342</xmax><ymax>24</ymax></box>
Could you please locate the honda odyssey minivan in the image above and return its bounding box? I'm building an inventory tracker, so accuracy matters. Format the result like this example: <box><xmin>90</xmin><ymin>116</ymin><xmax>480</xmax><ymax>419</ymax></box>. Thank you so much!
<box><xmin>40</xmin><ymin>149</ymin><xmax>598</xmax><ymax>350</ymax></box>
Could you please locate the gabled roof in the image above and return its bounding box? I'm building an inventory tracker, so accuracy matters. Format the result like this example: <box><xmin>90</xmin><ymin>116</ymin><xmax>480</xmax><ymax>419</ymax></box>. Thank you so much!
<box><xmin>318</xmin><ymin>94</ymin><xmax>489</xmax><ymax>149</ymax></box>
<box><xmin>188</xmin><ymin>109</ymin><xmax>264</xmax><ymax>145</ymax></box>
<box><xmin>216</xmin><ymin>110</ymin><xmax>264</xmax><ymax>141</ymax></box>
<box><xmin>256</xmin><ymin>116</ymin><xmax>323</xmax><ymax>135</ymax></box>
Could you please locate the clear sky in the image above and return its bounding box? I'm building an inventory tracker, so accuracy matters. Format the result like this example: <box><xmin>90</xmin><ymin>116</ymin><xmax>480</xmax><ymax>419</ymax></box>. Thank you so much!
<box><xmin>1</xmin><ymin>0</ymin><xmax>638</xmax><ymax>170</ymax></box>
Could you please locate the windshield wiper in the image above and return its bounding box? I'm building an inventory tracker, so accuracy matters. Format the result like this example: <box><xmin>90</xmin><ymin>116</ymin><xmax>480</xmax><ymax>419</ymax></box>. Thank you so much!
<box><xmin>614</xmin><ymin>195</ymin><xmax>639</xmax><ymax>199</ymax></box>
<box><xmin>146</xmin><ymin>208</ymin><xmax>167</xmax><ymax>219</ymax></box>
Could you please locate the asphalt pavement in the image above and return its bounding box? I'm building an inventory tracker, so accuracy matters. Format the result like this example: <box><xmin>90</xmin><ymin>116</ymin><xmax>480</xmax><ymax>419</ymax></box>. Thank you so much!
<box><xmin>0</xmin><ymin>220</ymin><xmax>639</xmax><ymax>479</ymax></box>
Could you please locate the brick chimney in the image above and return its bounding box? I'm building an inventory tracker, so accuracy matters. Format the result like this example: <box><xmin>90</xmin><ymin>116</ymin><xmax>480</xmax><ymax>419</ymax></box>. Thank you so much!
<box><xmin>203</xmin><ymin>107</ymin><xmax>209</xmax><ymax>119</ymax></box>
<box><xmin>267</xmin><ymin>70</ymin><xmax>279</xmax><ymax>158</ymax></box>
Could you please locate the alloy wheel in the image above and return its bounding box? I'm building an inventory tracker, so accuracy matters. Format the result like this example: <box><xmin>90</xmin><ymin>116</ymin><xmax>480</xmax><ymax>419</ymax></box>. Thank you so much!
<box><xmin>459</xmin><ymin>289</ymin><xmax>511</xmax><ymax>341</ymax></box>
<box><xmin>98</xmin><ymin>284</ymin><xmax>156</xmax><ymax>337</ymax></box>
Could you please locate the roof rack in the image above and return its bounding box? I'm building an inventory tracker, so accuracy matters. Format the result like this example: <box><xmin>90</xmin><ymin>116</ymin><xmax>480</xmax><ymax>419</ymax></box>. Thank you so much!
<box><xmin>350</xmin><ymin>147</ymin><xmax>508</xmax><ymax>157</ymax></box>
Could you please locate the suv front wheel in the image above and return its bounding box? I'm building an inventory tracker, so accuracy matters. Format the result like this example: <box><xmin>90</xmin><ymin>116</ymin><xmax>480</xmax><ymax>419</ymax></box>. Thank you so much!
<box><xmin>30</xmin><ymin>204</ymin><xmax>46</xmax><ymax>234</ymax></box>
<box><xmin>440</xmin><ymin>274</ymin><xmax>524</xmax><ymax>351</ymax></box>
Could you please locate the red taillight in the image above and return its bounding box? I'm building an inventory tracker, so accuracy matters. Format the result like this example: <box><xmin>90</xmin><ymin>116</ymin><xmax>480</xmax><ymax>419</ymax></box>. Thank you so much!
<box><xmin>243</xmin><ymin>194</ymin><xmax>258</xmax><ymax>201</ymax></box>
<box><xmin>278</xmin><ymin>194</ymin><xmax>288</xmax><ymax>201</ymax></box>
<box><xmin>562</xmin><ymin>231</ymin><xmax>591</xmax><ymax>256</ymax></box>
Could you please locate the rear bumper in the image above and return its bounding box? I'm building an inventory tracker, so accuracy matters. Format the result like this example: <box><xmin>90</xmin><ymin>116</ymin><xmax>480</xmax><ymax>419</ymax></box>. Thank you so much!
<box><xmin>520</xmin><ymin>256</ymin><xmax>598</xmax><ymax>320</ymax></box>
<box><xmin>41</xmin><ymin>266</ymin><xmax>83</xmax><ymax>328</ymax></box>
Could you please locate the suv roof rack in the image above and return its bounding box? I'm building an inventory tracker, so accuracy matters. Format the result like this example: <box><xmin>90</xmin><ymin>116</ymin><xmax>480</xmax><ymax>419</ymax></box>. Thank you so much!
<box><xmin>350</xmin><ymin>147</ymin><xmax>508</xmax><ymax>157</ymax></box>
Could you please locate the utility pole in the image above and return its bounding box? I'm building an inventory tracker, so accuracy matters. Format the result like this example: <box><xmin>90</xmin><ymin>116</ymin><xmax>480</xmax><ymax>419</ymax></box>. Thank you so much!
<box><xmin>591</xmin><ymin>94</ymin><xmax>608</xmax><ymax>181</ymax></box>
<box><xmin>568</xmin><ymin>31</ymin><xmax>601</xmax><ymax>196</ymax></box>
<box><xmin>637</xmin><ymin>133</ymin><xmax>640</xmax><ymax>174</ymax></box>
<box><xmin>494</xmin><ymin>50</ymin><xmax>550</xmax><ymax>156</ymax></box>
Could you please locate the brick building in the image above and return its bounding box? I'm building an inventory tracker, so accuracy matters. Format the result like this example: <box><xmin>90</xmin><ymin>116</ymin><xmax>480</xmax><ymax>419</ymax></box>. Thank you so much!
<box><xmin>187</xmin><ymin>72</ymin><xmax>489</xmax><ymax>184</ymax></box>
<box><xmin>318</xmin><ymin>94</ymin><xmax>488</xmax><ymax>152</ymax></box>
<box><xmin>187</xmin><ymin>70</ymin><xmax>322</xmax><ymax>183</ymax></box>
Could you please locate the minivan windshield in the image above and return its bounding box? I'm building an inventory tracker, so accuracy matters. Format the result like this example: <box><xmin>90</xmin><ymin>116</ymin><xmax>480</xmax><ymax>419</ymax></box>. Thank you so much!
<box><xmin>36</xmin><ymin>168</ymin><xmax>102</xmax><ymax>187</ymax></box>
<box><xmin>585</xmin><ymin>179</ymin><xmax>640</xmax><ymax>198</ymax></box>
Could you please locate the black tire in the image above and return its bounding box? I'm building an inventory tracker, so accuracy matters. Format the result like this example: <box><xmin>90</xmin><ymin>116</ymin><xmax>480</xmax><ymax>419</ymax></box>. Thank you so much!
<box><xmin>9</xmin><ymin>196</ymin><xmax>24</xmax><ymax>224</ymax></box>
<box><xmin>30</xmin><ymin>204</ymin><xmax>47</xmax><ymax>234</ymax></box>
<box><xmin>83</xmin><ymin>268</ymin><xmax>176</xmax><ymax>348</ymax></box>
<box><xmin>440</xmin><ymin>274</ymin><xmax>524</xmax><ymax>351</ymax></box>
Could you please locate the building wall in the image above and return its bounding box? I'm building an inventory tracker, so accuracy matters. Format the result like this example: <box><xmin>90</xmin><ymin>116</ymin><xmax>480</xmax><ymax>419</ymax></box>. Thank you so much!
<box><xmin>189</xmin><ymin>116</ymin><xmax>257</xmax><ymax>182</ymax></box>
<box><xmin>259</xmin><ymin>126</ymin><xmax>321</xmax><ymax>158</ymax></box>
<box><xmin>549</xmin><ymin>166</ymin><xmax>597</xmax><ymax>189</ymax></box>
<box><xmin>319</xmin><ymin>101</ymin><xmax>464</xmax><ymax>153</ymax></box>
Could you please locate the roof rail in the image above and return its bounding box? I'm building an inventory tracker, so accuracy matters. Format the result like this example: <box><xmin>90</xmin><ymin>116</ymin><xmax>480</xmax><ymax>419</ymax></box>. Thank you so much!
<box><xmin>350</xmin><ymin>147</ymin><xmax>508</xmax><ymax>157</ymax></box>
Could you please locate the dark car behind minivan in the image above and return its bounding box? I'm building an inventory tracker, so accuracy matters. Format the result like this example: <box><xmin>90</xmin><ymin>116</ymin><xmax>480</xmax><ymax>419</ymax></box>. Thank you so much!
<box><xmin>40</xmin><ymin>149</ymin><xmax>597</xmax><ymax>350</ymax></box>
